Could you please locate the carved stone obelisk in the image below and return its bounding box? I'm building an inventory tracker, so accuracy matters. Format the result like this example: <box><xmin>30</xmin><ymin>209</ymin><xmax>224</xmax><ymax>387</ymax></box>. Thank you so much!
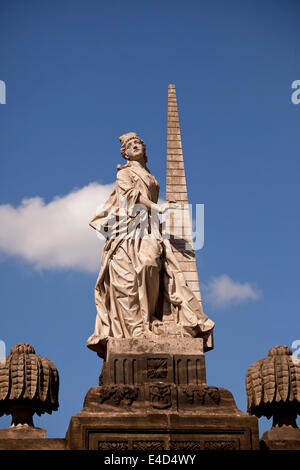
<box><xmin>166</xmin><ymin>84</ymin><xmax>212</xmax><ymax>350</ymax></box>
<box><xmin>166</xmin><ymin>84</ymin><xmax>198</xmax><ymax>294</ymax></box>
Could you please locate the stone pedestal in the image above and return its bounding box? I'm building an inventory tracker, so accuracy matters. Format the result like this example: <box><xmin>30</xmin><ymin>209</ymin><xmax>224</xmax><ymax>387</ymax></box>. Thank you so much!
<box><xmin>66</xmin><ymin>338</ymin><xmax>259</xmax><ymax>450</ymax></box>
<box><xmin>0</xmin><ymin>425</ymin><xmax>67</xmax><ymax>450</ymax></box>
<box><xmin>0</xmin><ymin>426</ymin><xmax>46</xmax><ymax>439</ymax></box>
<box><xmin>261</xmin><ymin>426</ymin><xmax>300</xmax><ymax>450</ymax></box>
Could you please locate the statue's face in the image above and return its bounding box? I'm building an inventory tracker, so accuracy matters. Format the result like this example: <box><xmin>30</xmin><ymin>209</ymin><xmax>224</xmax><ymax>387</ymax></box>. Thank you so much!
<box><xmin>125</xmin><ymin>138</ymin><xmax>144</xmax><ymax>161</ymax></box>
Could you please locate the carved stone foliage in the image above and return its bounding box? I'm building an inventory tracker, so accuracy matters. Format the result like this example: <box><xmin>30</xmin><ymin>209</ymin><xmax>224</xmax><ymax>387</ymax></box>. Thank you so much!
<box><xmin>0</xmin><ymin>343</ymin><xmax>59</xmax><ymax>426</ymax></box>
<box><xmin>132</xmin><ymin>441</ymin><xmax>165</xmax><ymax>450</ymax></box>
<box><xmin>98</xmin><ymin>441</ymin><xmax>129</xmax><ymax>450</ymax></box>
<box><xmin>98</xmin><ymin>385</ymin><xmax>138</xmax><ymax>406</ymax></box>
<box><xmin>147</xmin><ymin>359</ymin><xmax>168</xmax><ymax>379</ymax></box>
<box><xmin>149</xmin><ymin>384</ymin><xmax>172</xmax><ymax>409</ymax></box>
<box><xmin>246</xmin><ymin>345</ymin><xmax>300</xmax><ymax>426</ymax></box>
<box><xmin>183</xmin><ymin>386</ymin><xmax>220</xmax><ymax>405</ymax></box>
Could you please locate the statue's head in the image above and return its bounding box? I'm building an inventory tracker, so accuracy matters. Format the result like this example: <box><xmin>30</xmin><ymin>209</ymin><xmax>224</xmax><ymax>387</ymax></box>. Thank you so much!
<box><xmin>119</xmin><ymin>132</ymin><xmax>147</xmax><ymax>163</ymax></box>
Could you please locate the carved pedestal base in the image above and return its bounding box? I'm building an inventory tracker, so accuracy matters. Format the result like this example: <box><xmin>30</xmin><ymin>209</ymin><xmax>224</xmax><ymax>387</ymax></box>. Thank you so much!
<box><xmin>66</xmin><ymin>408</ymin><xmax>259</xmax><ymax>450</ymax></box>
<box><xmin>0</xmin><ymin>425</ymin><xmax>67</xmax><ymax>450</ymax></box>
<box><xmin>66</xmin><ymin>338</ymin><xmax>259</xmax><ymax>450</ymax></box>
<box><xmin>261</xmin><ymin>426</ymin><xmax>300</xmax><ymax>450</ymax></box>
<box><xmin>0</xmin><ymin>425</ymin><xmax>46</xmax><ymax>439</ymax></box>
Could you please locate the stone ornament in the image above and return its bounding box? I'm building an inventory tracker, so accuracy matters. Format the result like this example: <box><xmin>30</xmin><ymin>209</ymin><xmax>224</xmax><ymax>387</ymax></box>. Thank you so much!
<box><xmin>98</xmin><ymin>441</ymin><xmax>128</xmax><ymax>450</ymax></box>
<box><xmin>147</xmin><ymin>359</ymin><xmax>168</xmax><ymax>379</ymax></box>
<box><xmin>98</xmin><ymin>385</ymin><xmax>139</xmax><ymax>406</ymax></box>
<box><xmin>170</xmin><ymin>441</ymin><xmax>202</xmax><ymax>450</ymax></box>
<box><xmin>132</xmin><ymin>441</ymin><xmax>164</xmax><ymax>450</ymax></box>
<box><xmin>0</xmin><ymin>343</ymin><xmax>59</xmax><ymax>427</ymax></box>
<box><xmin>149</xmin><ymin>384</ymin><xmax>172</xmax><ymax>409</ymax></box>
<box><xmin>183</xmin><ymin>386</ymin><xmax>220</xmax><ymax>405</ymax></box>
<box><xmin>246</xmin><ymin>345</ymin><xmax>300</xmax><ymax>427</ymax></box>
<box><xmin>204</xmin><ymin>441</ymin><xmax>237</xmax><ymax>450</ymax></box>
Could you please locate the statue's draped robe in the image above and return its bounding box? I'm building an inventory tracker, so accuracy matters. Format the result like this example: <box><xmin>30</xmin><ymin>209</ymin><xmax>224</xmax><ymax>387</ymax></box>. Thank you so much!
<box><xmin>87</xmin><ymin>162</ymin><xmax>214</xmax><ymax>356</ymax></box>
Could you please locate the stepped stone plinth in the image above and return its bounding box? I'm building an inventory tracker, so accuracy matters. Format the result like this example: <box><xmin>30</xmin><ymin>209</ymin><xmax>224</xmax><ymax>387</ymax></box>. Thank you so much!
<box><xmin>66</xmin><ymin>337</ymin><xmax>259</xmax><ymax>450</ymax></box>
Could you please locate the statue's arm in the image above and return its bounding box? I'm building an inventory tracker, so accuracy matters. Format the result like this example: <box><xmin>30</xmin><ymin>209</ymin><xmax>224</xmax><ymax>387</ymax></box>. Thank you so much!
<box><xmin>138</xmin><ymin>194</ymin><xmax>160</xmax><ymax>213</ymax></box>
<box><xmin>138</xmin><ymin>196</ymin><xmax>175</xmax><ymax>215</ymax></box>
<box><xmin>117</xmin><ymin>168</ymin><xmax>141</xmax><ymax>212</ymax></box>
<box><xmin>117</xmin><ymin>168</ymin><xmax>172</xmax><ymax>214</ymax></box>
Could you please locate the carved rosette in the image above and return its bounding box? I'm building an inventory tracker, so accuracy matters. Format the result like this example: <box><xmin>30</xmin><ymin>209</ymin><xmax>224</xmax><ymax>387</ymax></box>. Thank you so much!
<box><xmin>0</xmin><ymin>343</ymin><xmax>59</xmax><ymax>427</ymax></box>
<box><xmin>246</xmin><ymin>345</ymin><xmax>300</xmax><ymax>427</ymax></box>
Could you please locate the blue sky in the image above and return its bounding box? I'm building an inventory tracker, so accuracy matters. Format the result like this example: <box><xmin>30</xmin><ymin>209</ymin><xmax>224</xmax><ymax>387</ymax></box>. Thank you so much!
<box><xmin>0</xmin><ymin>0</ymin><xmax>299</xmax><ymax>437</ymax></box>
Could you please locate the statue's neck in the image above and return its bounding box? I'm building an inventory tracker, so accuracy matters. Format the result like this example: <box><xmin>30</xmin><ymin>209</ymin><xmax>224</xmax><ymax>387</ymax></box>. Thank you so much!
<box><xmin>128</xmin><ymin>159</ymin><xmax>147</xmax><ymax>170</ymax></box>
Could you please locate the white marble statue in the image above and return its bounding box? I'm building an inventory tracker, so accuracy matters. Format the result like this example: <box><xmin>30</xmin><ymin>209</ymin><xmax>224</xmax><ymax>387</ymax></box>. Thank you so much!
<box><xmin>87</xmin><ymin>133</ymin><xmax>214</xmax><ymax>356</ymax></box>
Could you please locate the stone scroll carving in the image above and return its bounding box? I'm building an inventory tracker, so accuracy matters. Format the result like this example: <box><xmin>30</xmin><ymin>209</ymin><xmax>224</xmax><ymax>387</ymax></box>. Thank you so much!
<box><xmin>98</xmin><ymin>385</ymin><xmax>139</xmax><ymax>406</ymax></box>
<box><xmin>98</xmin><ymin>441</ymin><xmax>129</xmax><ymax>450</ymax></box>
<box><xmin>183</xmin><ymin>386</ymin><xmax>220</xmax><ymax>405</ymax></box>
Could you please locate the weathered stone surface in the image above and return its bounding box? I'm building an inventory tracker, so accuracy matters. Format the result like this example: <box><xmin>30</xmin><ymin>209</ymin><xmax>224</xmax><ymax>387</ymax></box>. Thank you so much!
<box><xmin>166</xmin><ymin>149</ymin><xmax>183</xmax><ymax>156</ymax></box>
<box><xmin>246</xmin><ymin>345</ymin><xmax>300</xmax><ymax>425</ymax></box>
<box><xmin>167</xmin><ymin>127</ymin><xmax>180</xmax><ymax>134</ymax></box>
<box><xmin>166</xmin><ymin>84</ymin><xmax>212</xmax><ymax>352</ymax></box>
<box><xmin>0</xmin><ymin>437</ymin><xmax>67</xmax><ymax>450</ymax></box>
<box><xmin>106</xmin><ymin>337</ymin><xmax>204</xmax><ymax>359</ymax></box>
<box><xmin>168</xmin><ymin>111</ymin><xmax>179</xmax><ymax>117</ymax></box>
<box><xmin>66</xmin><ymin>411</ymin><xmax>259</xmax><ymax>450</ymax></box>
<box><xmin>246</xmin><ymin>345</ymin><xmax>300</xmax><ymax>449</ymax></box>
<box><xmin>65</xmin><ymin>334</ymin><xmax>259</xmax><ymax>450</ymax></box>
<box><xmin>261</xmin><ymin>426</ymin><xmax>300</xmax><ymax>450</ymax></box>
<box><xmin>167</xmin><ymin>175</ymin><xmax>187</xmax><ymax>184</ymax></box>
<box><xmin>0</xmin><ymin>344</ymin><xmax>62</xmax><ymax>449</ymax></box>
<box><xmin>100</xmin><ymin>338</ymin><xmax>206</xmax><ymax>392</ymax></box>
<box><xmin>83</xmin><ymin>384</ymin><xmax>238</xmax><ymax>414</ymax></box>
<box><xmin>0</xmin><ymin>426</ymin><xmax>46</xmax><ymax>439</ymax></box>
<box><xmin>167</xmin><ymin>141</ymin><xmax>182</xmax><ymax>149</ymax></box>
<box><xmin>166</xmin><ymin>184</ymin><xmax>188</xmax><ymax>193</ymax></box>
<box><xmin>166</xmin><ymin>154</ymin><xmax>183</xmax><ymax>162</ymax></box>
<box><xmin>167</xmin><ymin>135</ymin><xmax>182</xmax><ymax>141</ymax></box>
<box><xmin>166</xmin><ymin>163</ymin><xmax>185</xmax><ymax>171</ymax></box>
<box><xmin>0</xmin><ymin>343</ymin><xmax>59</xmax><ymax>428</ymax></box>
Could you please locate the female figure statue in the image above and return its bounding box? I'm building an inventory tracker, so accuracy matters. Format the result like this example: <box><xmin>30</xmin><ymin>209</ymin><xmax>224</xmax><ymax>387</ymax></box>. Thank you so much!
<box><xmin>87</xmin><ymin>132</ymin><xmax>214</xmax><ymax>356</ymax></box>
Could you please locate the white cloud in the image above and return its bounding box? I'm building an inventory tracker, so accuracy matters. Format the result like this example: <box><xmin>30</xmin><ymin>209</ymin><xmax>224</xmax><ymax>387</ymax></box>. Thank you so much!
<box><xmin>0</xmin><ymin>190</ymin><xmax>263</xmax><ymax>308</ymax></box>
<box><xmin>0</xmin><ymin>182</ymin><xmax>114</xmax><ymax>272</ymax></box>
<box><xmin>201</xmin><ymin>274</ymin><xmax>262</xmax><ymax>308</ymax></box>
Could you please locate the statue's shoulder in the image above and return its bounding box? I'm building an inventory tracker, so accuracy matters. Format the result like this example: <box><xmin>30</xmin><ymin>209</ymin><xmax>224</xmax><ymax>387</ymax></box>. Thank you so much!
<box><xmin>117</xmin><ymin>163</ymin><xmax>127</xmax><ymax>171</ymax></box>
<box><xmin>116</xmin><ymin>163</ymin><xmax>145</xmax><ymax>184</ymax></box>
<box><xmin>116</xmin><ymin>164</ymin><xmax>130</xmax><ymax>176</ymax></box>
<box><xmin>115</xmin><ymin>164</ymin><xmax>134</xmax><ymax>185</ymax></box>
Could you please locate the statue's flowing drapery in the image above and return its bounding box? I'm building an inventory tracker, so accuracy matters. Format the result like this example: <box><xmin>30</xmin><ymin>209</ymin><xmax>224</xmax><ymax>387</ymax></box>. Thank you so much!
<box><xmin>87</xmin><ymin>161</ymin><xmax>214</xmax><ymax>356</ymax></box>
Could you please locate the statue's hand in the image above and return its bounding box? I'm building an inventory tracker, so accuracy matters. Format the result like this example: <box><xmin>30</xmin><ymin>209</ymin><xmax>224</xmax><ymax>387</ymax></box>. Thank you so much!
<box><xmin>159</xmin><ymin>202</ymin><xmax>180</xmax><ymax>213</ymax></box>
